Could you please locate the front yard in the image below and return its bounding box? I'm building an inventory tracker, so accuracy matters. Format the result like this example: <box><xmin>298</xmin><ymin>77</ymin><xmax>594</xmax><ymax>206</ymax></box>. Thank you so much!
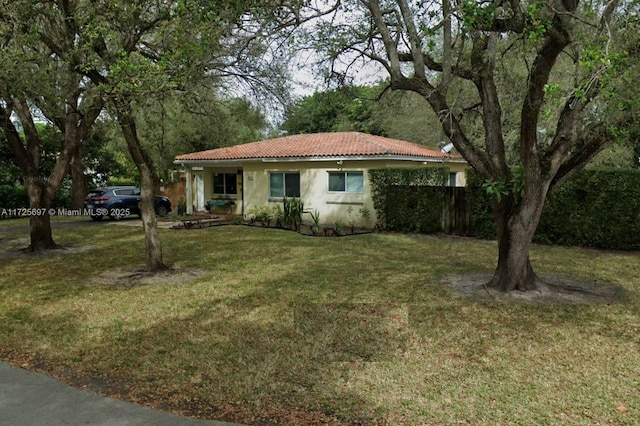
<box><xmin>0</xmin><ymin>218</ymin><xmax>638</xmax><ymax>424</ymax></box>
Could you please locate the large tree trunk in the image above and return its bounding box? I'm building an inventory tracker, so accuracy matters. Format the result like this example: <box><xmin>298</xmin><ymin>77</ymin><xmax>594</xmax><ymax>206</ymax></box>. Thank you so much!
<box><xmin>488</xmin><ymin>206</ymin><xmax>540</xmax><ymax>291</ymax></box>
<box><xmin>29</xmin><ymin>215</ymin><xmax>56</xmax><ymax>251</ymax></box>
<box><xmin>487</xmin><ymin>184</ymin><xmax>549</xmax><ymax>292</ymax></box>
<box><xmin>70</xmin><ymin>143</ymin><xmax>87</xmax><ymax>209</ymax></box>
<box><xmin>25</xmin><ymin>181</ymin><xmax>57</xmax><ymax>251</ymax></box>
<box><xmin>139</xmin><ymin>164</ymin><xmax>165</xmax><ymax>271</ymax></box>
<box><xmin>116</xmin><ymin>105</ymin><xmax>166</xmax><ymax>271</ymax></box>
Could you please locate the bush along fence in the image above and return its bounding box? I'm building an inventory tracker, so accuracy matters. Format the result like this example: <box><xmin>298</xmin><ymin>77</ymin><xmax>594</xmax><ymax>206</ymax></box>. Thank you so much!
<box><xmin>0</xmin><ymin>183</ymin><xmax>71</xmax><ymax>218</ymax></box>
<box><xmin>372</xmin><ymin>166</ymin><xmax>640</xmax><ymax>250</ymax></box>
<box><xmin>369</xmin><ymin>167</ymin><xmax>458</xmax><ymax>233</ymax></box>
<box><xmin>468</xmin><ymin>167</ymin><xmax>640</xmax><ymax>250</ymax></box>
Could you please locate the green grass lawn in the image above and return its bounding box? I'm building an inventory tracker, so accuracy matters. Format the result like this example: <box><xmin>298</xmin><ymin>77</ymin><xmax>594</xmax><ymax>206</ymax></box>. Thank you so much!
<box><xmin>1</xmin><ymin>217</ymin><xmax>639</xmax><ymax>425</ymax></box>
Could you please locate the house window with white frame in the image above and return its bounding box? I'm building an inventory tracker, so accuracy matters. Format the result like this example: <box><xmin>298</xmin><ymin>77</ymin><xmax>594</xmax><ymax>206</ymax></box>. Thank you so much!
<box><xmin>328</xmin><ymin>171</ymin><xmax>364</xmax><ymax>193</ymax></box>
<box><xmin>213</xmin><ymin>173</ymin><xmax>237</xmax><ymax>195</ymax></box>
<box><xmin>269</xmin><ymin>172</ymin><xmax>300</xmax><ymax>198</ymax></box>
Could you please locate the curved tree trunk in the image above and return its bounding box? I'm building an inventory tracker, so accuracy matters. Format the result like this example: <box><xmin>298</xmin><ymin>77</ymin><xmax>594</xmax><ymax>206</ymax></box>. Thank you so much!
<box><xmin>116</xmin><ymin>104</ymin><xmax>166</xmax><ymax>271</ymax></box>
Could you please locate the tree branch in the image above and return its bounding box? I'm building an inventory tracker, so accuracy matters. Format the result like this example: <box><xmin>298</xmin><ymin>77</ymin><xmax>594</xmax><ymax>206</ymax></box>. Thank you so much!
<box><xmin>549</xmin><ymin>123</ymin><xmax>613</xmax><ymax>192</ymax></box>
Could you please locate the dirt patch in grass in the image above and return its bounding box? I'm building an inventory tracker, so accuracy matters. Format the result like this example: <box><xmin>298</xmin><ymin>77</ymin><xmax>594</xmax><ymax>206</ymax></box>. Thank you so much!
<box><xmin>91</xmin><ymin>267</ymin><xmax>207</xmax><ymax>288</ymax></box>
<box><xmin>0</xmin><ymin>238</ymin><xmax>94</xmax><ymax>259</ymax></box>
<box><xmin>441</xmin><ymin>273</ymin><xmax>628</xmax><ymax>305</ymax></box>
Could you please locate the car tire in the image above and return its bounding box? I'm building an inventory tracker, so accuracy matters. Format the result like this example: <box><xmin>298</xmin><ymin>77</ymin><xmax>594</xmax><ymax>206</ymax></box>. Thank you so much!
<box><xmin>155</xmin><ymin>204</ymin><xmax>170</xmax><ymax>217</ymax></box>
<box><xmin>90</xmin><ymin>214</ymin><xmax>104</xmax><ymax>221</ymax></box>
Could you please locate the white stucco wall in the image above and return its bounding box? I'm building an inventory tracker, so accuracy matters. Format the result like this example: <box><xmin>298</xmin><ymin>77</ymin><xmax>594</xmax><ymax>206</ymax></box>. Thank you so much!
<box><xmin>186</xmin><ymin>159</ymin><xmax>467</xmax><ymax>222</ymax></box>
<box><xmin>240</xmin><ymin>159</ymin><xmax>467</xmax><ymax>227</ymax></box>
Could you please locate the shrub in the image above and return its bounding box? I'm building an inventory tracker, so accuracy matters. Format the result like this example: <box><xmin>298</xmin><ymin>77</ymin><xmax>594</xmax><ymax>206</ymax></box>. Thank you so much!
<box><xmin>467</xmin><ymin>167</ymin><xmax>640</xmax><ymax>250</ymax></box>
<box><xmin>247</xmin><ymin>205</ymin><xmax>274</xmax><ymax>226</ymax></box>
<box><xmin>369</xmin><ymin>167</ymin><xmax>448</xmax><ymax>233</ymax></box>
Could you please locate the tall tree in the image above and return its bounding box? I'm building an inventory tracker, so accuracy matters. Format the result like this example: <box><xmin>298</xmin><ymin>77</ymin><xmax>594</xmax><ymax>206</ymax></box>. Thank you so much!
<box><xmin>0</xmin><ymin>1</ymin><xmax>102</xmax><ymax>250</ymax></box>
<box><xmin>135</xmin><ymin>95</ymin><xmax>269</xmax><ymax>181</ymax></box>
<box><xmin>314</xmin><ymin>0</ymin><xmax>639</xmax><ymax>291</ymax></box>
<box><xmin>48</xmin><ymin>0</ymin><xmax>335</xmax><ymax>270</ymax></box>
<box><xmin>282</xmin><ymin>86</ymin><xmax>383</xmax><ymax>134</ymax></box>
<box><xmin>281</xmin><ymin>84</ymin><xmax>445</xmax><ymax>145</ymax></box>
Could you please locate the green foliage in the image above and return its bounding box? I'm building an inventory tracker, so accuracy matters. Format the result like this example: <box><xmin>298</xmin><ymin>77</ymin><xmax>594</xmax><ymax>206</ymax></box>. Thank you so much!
<box><xmin>359</xmin><ymin>206</ymin><xmax>370</xmax><ymax>223</ymax></box>
<box><xmin>247</xmin><ymin>205</ymin><xmax>275</xmax><ymax>226</ymax></box>
<box><xmin>136</xmin><ymin>95</ymin><xmax>269</xmax><ymax>180</ymax></box>
<box><xmin>369</xmin><ymin>168</ymin><xmax>449</xmax><ymax>233</ymax></box>
<box><xmin>281</xmin><ymin>86</ymin><xmax>384</xmax><ymax>135</ymax></box>
<box><xmin>177</xmin><ymin>197</ymin><xmax>187</xmax><ymax>215</ymax></box>
<box><xmin>588</xmin><ymin>142</ymin><xmax>636</xmax><ymax>168</ymax></box>
<box><xmin>282</xmin><ymin>197</ymin><xmax>304</xmax><ymax>230</ymax></box>
<box><xmin>305</xmin><ymin>208</ymin><xmax>321</xmax><ymax>232</ymax></box>
<box><xmin>0</xmin><ymin>184</ymin><xmax>28</xmax><ymax>210</ymax></box>
<box><xmin>469</xmin><ymin>168</ymin><xmax>640</xmax><ymax>249</ymax></box>
<box><xmin>481</xmin><ymin>178</ymin><xmax>509</xmax><ymax>203</ymax></box>
<box><xmin>481</xmin><ymin>163</ymin><xmax>525</xmax><ymax>203</ymax></box>
<box><xmin>466</xmin><ymin>170</ymin><xmax>497</xmax><ymax>239</ymax></box>
<box><xmin>280</xmin><ymin>85</ymin><xmax>445</xmax><ymax>148</ymax></box>
<box><xmin>333</xmin><ymin>221</ymin><xmax>344</xmax><ymax>236</ymax></box>
<box><xmin>536</xmin><ymin>168</ymin><xmax>640</xmax><ymax>250</ymax></box>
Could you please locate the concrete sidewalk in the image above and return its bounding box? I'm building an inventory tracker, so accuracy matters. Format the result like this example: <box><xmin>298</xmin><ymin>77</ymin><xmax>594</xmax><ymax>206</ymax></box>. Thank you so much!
<box><xmin>0</xmin><ymin>362</ymin><xmax>242</xmax><ymax>426</ymax></box>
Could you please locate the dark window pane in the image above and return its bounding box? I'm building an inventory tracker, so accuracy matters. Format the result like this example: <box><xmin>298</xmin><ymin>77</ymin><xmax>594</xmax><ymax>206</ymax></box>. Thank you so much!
<box><xmin>329</xmin><ymin>173</ymin><xmax>346</xmax><ymax>192</ymax></box>
<box><xmin>225</xmin><ymin>174</ymin><xmax>237</xmax><ymax>194</ymax></box>
<box><xmin>270</xmin><ymin>173</ymin><xmax>284</xmax><ymax>198</ymax></box>
<box><xmin>285</xmin><ymin>173</ymin><xmax>300</xmax><ymax>197</ymax></box>
<box><xmin>213</xmin><ymin>174</ymin><xmax>225</xmax><ymax>194</ymax></box>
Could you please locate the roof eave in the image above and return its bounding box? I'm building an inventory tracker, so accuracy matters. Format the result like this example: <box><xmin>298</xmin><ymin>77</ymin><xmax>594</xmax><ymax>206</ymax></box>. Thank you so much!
<box><xmin>174</xmin><ymin>155</ymin><xmax>467</xmax><ymax>167</ymax></box>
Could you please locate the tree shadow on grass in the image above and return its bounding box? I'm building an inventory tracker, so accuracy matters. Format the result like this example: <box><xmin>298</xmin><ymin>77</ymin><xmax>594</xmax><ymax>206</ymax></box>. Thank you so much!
<box><xmin>16</xmin><ymin>286</ymin><xmax>395</xmax><ymax>425</ymax></box>
<box><xmin>293</xmin><ymin>302</ymin><xmax>408</xmax><ymax>362</ymax></box>
<box><xmin>24</xmin><ymin>229</ymin><xmax>419</xmax><ymax>423</ymax></box>
<box><xmin>439</xmin><ymin>272</ymin><xmax>630</xmax><ymax>305</ymax></box>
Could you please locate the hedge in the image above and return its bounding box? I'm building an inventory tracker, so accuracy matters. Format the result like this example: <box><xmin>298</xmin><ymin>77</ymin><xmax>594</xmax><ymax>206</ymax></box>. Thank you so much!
<box><xmin>0</xmin><ymin>183</ymin><xmax>71</xmax><ymax>214</ymax></box>
<box><xmin>467</xmin><ymin>168</ymin><xmax>640</xmax><ymax>250</ymax></box>
<box><xmin>369</xmin><ymin>167</ymin><xmax>448</xmax><ymax>233</ymax></box>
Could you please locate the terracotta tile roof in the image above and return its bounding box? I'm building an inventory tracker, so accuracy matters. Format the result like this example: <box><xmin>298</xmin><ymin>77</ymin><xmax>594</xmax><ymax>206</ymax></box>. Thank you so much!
<box><xmin>175</xmin><ymin>132</ymin><xmax>462</xmax><ymax>162</ymax></box>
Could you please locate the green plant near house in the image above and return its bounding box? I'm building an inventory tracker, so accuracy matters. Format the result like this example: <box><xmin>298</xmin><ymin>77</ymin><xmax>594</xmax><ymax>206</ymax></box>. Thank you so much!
<box><xmin>177</xmin><ymin>197</ymin><xmax>187</xmax><ymax>215</ymax></box>
<box><xmin>282</xmin><ymin>197</ymin><xmax>304</xmax><ymax>231</ymax></box>
<box><xmin>333</xmin><ymin>221</ymin><xmax>344</xmax><ymax>236</ymax></box>
<box><xmin>346</xmin><ymin>206</ymin><xmax>356</xmax><ymax>233</ymax></box>
<box><xmin>273</xmin><ymin>204</ymin><xmax>284</xmax><ymax>228</ymax></box>
<box><xmin>305</xmin><ymin>208</ymin><xmax>321</xmax><ymax>234</ymax></box>
<box><xmin>248</xmin><ymin>205</ymin><xmax>273</xmax><ymax>226</ymax></box>
<box><xmin>359</xmin><ymin>206</ymin><xmax>371</xmax><ymax>227</ymax></box>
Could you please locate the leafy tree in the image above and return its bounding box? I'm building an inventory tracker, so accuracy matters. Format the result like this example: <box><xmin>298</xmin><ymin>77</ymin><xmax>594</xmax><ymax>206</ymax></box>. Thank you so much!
<box><xmin>281</xmin><ymin>84</ymin><xmax>449</xmax><ymax>146</ymax></box>
<box><xmin>0</xmin><ymin>1</ymin><xmax>103</xmax><ymax>250</ymax></box>
<box><xmin>49</xmin><ymin>0</ymin><xmax>334</xmax><ymax>270</ymax></box>
<box><xmin>134</xmin><ymin>94</ymin><xmax>269</xmax><ymax>181</ymax></box>
<box><xmin>312</xmin><ymin>0</ymin><xmax>640</xmax><ymax>291</ymax></box>
<box><xmin>281</xmin><ymin>85</ymin><xmax>386</xmax><ymax>135</ymax></box>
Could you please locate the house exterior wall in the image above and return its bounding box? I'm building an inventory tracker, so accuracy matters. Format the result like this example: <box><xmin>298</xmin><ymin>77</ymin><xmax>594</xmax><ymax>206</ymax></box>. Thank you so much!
<box><xmin>239</xmin><ymin>159</ymin><xmax>467</xmax><ymax>226</ymax></box>
<box><xmin>186</xmin><ymin>160</ymin><xmax>467</xmax><ymax>221</ymax></box>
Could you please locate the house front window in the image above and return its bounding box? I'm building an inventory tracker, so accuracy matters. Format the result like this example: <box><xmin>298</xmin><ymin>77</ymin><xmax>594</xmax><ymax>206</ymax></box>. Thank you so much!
<box><xmin>328</xmin><ymin>171</ymin><xmax>363</xmax><ymax>193</ymax></box>
<box><xmin>447</xmin><ymin>172</ymin><xmax>457</xmax><ymax>187</ymax></box>
<box><xmin>270</xmin><ymin>172</ymin><xmax>300</xmax><ymax>198</ymax></box>
<box><xmin>213</xmin><ymin>173</ymin><xmax>237</xmax><ymax>195</ymax></box>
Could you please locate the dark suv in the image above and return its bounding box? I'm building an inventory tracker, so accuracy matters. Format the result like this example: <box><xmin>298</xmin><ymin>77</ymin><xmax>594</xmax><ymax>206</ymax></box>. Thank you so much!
<box><xmin>84</xmin><ymin>186</ymin><xmax>172</xmax><ymax>220</ymax></box>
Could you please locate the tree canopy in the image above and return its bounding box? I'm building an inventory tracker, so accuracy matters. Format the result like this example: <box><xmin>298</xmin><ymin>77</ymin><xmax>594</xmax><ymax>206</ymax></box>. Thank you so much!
<box><xmin>309</xmin><ymin>0</ymin><xmax>640</xmax><ymax>291</ymax></box>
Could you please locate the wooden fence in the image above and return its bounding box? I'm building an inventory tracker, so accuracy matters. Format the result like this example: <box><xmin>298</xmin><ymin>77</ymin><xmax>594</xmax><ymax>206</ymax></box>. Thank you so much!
<box><xmin>442</xmin><ymin>187</ymin><xmax>470</xmax><ymax>235</ymax></box>
<box><xmin>157</xmin><ymin>180</ymin><xmax>185</xmax><ymax>213</ymax></box>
